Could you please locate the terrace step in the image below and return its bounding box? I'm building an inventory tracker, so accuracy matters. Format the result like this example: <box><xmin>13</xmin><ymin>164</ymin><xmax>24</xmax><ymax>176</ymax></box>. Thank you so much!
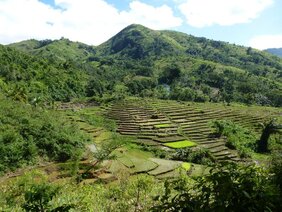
<box><xmin>118</xmin><ymin>126</ymin><xmax>140</xmax><ymax>130</ymax></box>
<box><xmin>200</xmin><ymin>142</ymin><xmax>225</xmax><ymax>149</ymax></box>
<box><xmin>134</xmin><ymin>139</ymin><xmax>159</xmax><ymax>146</ymax></box>
<box><xmin>213</xmin><ymin>151</ymin><xmax>232</xmax><ymax>157</ymax></box>
<box><xmin>196</xmin><ymin>140</ymin><xmax>218</xmax><ymax>144</ymax></box>
<box><xmin>119</xmin><ymin>132</ymin><xmax>139</xmax><ymax>135</ymax></box>
<box><xmin>209</xmin><ymin>146</ymin><xmax>229</xmax><ymax>153</ymax></box>
<box><xmin>118</xmin><ymin>129</ymin><xmax>140</xmax><ymax>133</ymax></box>
<box><xmin>137</xmin><ymin>135</ymin><xmax>155</xmax><ymax>140</ymax></box>
<box><xmin>153</xmin><ymin>136</ymin><xmax>186</xmax><ymax>143</ymax></box>
<box><xmin>182</xmin><ymin>129</ymin><xmax>211</xmax><ymax>134</ymax></box>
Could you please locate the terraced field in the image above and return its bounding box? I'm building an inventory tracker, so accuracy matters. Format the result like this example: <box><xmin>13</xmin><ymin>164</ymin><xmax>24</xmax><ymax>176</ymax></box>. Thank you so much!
<box><xmin>36</xmin><ymin>99</ymin><xmax>278</xmax><ymax>182</ymax></box>
<box><xmin>56</xmin><ymin>105</ymin><xmax>194</xmax><ymax>181</ymax></box>
<box><xmin>107</xmin><ymin>99</ymin><xmax>278</xmax><ymax>162</ymax></box>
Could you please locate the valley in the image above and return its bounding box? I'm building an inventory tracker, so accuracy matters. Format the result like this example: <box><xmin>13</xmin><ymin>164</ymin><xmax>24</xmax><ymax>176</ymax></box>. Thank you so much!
<box><xmin>0</xmin><ymin>24</ymin><xmax>281</xmax><ymax>211</ymax></box>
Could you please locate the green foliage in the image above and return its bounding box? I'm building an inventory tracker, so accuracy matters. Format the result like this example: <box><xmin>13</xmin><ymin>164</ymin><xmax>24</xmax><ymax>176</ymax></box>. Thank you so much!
<box><xmin>258</xmin><ymin>119</ymin><xmax>282</xmax><ymax>153</ymax></box>
<box><xmin>164</xmin><ymin>140</ymin><xmax>197</xmax><ymax>149</ymax></box>
<box><xmin>211</xmin><ymin>120</ymin><xmax>257</xmax><ymax>157</ymax></box>
<box><xmin>22</xmin><ymin>183</ymin><xmax>60</xmax><ymax>211</ymax></box>
<box><xmin>1</xmin><ymin>172</ymin><xmax>161</xmax><ymax>211</ymax></box>
<box><xmin>79</xmin><ymin>111</ymin><xmax>116</xmax><ymax>131</ymax></box>
<box><xmin>0</xmin><ymin>97</ymin><xmax>86</xmax><ymax>174</ymax></box>
<box><xmin>172</xmin><ymin>147</ymin><xmax>215</xmax><ymax>165</ymax></box>
<box><xmin>1</xmin><ymin>171</ymin><xmax>74</xmax><ymax>211</ymax></box>
<box><xmin>94</xmin><ymin>133</ymin><xmax>128</xmax><ymax>162</ymax></box>
<box><xmin>5</xmin><ymin>24</ymin><xmax>281</xmax><ymax>106</ymax></box>
<box><xmin>152</xmin><ymin>162</ymin><xmax>281</xmax><ymax>211</ymax></box>
<box><xmin>270</xmin><ymin>153</ymin><xmax>282</xmax><ymax>194</ymax></box>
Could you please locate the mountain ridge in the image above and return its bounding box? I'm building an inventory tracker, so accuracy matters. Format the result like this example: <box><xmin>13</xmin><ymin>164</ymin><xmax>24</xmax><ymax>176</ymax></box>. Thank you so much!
<box><xmin>265</xmin><ymin>48</ymin><xmax>282</xmax><ymax>58</ymax></box>
<box><xmin>2</xmin><ymin>24</ymin><xmax>282</xmax><ymax>106</ymax></box>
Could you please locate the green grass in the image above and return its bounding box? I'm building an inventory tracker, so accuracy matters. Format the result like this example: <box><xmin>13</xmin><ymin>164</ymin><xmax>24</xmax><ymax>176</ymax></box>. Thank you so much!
<box><xmin>130</xmin><ymin>157</ymin><xmax>158</xmax><ymax>174</ymax></box>
<box><xmin>110</xmin><ymin>148</ymin><xmax>157</xmax><ymax>174</ymax></box>
<box><xmin>154</xmin><ymin>124</ymin><xmax>172</xmax><ymax>128</ymax></box>
<box><xmin>181</xmin><ymin>162</ymin><xmax>191</xmax><ymax>171</ymax></box>
<box><xmin>148</xmin><ymin>158</ymin><xmax>181</xmax><ymax>176</ymax></box>
<box><xmin>164</xmin><ymin>140</ymin><xmax>197</xmax><ymax>148</ymax></box>
<box><xmin>117</xmin><ymin>156</ymin><xmax>134</xmax><ymax>168</ymax></box>
<box><xmin>189</xmin><ymin>164</ymin><xmax>211</xmax><ymax>177</ymax></box>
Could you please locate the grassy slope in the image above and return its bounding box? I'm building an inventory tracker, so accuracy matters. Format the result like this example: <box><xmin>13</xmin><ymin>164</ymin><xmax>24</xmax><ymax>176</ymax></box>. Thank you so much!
<box><xmin>5</xmin><ymin>24</ymin><xmax>282</xmax><ymax>106</ymax></box>
<box><xmin>9</xmin><ymin>38</ymin><xmax>96</xmax><ymax>63</ymax></box>
<box><xmin>96</xmin><ymin>24</ymin><xmax>282</xmax><ymax>81</ymax></box>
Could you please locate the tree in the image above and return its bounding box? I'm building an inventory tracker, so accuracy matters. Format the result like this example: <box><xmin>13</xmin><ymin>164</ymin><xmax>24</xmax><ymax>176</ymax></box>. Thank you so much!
<box><xmin>158</xmin><ymin>64</ymin><xmax>181</xmax><ymax>84</ymax></box>
<box><xmin>152</xmin><ymin>162</ymin><xmax>280</xmax><ymax>212</ymax></box>
<box><xmin>81</xmin><ymin>134</ymin><xmax>127</xmax><ymax>179</ymax></box>
<box><xmin>258</xmin><ymin>119</ymin><xmax>282</xmax><ymax>153</ymax></box>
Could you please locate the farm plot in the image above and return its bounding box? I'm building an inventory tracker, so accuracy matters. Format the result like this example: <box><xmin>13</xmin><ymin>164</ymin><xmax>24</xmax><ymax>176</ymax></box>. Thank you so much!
<box><xmin>107</xmin><ymin>148</ymin><xmax>190</xmax><ymax>178</ymax></box>
<box><xmin>107</xmin><ymin>99</ymin><xmax>278</xmax><ymax>162</ymax></box>
<box><xmin>163</xmin><ymin>140</ymin><xmax>197</xmax><ymax>148</ymax></box>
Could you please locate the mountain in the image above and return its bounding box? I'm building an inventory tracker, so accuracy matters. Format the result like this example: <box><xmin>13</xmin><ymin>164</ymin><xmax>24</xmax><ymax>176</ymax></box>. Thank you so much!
<box><xmin>96</xmin><ymin>24</ymin><xmax>282</xmax><ymax>79</ymax></box>
<box><xmin>4</xmin><ymin>24</ymin><xmax>282</xmax><ymax>106</ymax></box>
<box><xmin>9</xmin><ymin>38</ymin><xmax>96</xmax><ymax>63</ymax></box>
<box><xmin>0</xmin><ymin>44</ymin><xmax>89</xmax><ymax>102</ymax></box>
<box><xmin>265</xmin><ymin>48</ymin><xmax>282</xmax><ymax>58</ymax></box>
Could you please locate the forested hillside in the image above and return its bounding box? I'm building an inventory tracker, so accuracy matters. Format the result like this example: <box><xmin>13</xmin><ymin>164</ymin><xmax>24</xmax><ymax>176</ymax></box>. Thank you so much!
<box><xmin>0</xmin><ymin>44</ymin><xmax>89</xmax><ymax>103</ymax></box>
<box><xmin>1</xmin><ymin>24</ymin><xmax>282</xmax><ymax>211</ymax></box>
<box><xmin>265</xmin><ymin>48</ymin><xmax>282</xmax><ymax>58</ymax></box>
<box><xmin>5</xmin><ymin>24</ymin><xmax>282</xmax><ymax>107</ymax></box>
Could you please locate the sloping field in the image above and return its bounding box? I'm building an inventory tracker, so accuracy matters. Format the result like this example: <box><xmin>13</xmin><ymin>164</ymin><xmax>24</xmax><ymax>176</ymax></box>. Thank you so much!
<box><xmin>164</xmin><ymin>140</ymin><xmax>197</xmax><ymax>148</ymax></box>
<box><xmin>107</xmin><ymin>99</ymin><xmax>279</xmax><ymax>162</ymax></box>
<box><xmin>107</xmin><ymin>148</ymin><xmax>190</xmax><ymax>177</ymax></box>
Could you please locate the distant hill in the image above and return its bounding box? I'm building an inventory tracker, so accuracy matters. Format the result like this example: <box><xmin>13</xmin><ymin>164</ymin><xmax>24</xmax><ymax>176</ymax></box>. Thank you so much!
<box><xmin>4</xmin><ymin>24</ymin><xmax>282</xmax><ymax>106</ymax></box>
<box><xmin>265</xmin><ymin>48</ymin><xmax>282</xmax><ymax>58</ymax></box>
<box><xmin>9</xmin><ymin>38</ymin><xmax>96</xmax><ymax>63</ymax></box>
<box><xmin>96</xmin><ymin>24</ymin><xmax>282</xmax><ymax>78</ymax></box>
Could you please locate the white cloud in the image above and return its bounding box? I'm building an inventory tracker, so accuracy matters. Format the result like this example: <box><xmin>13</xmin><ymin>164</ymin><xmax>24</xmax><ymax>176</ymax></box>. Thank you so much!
<box><xmin>249</xmin><ymin>34</ymin><xmax>282</xmax><ymax>50</ymax></box>
<box><xmin>120</xmin><ymin>1</ymin><xmax>182</xmax><ymax>30</ymax></box>
<box><xmin>178</xmin><ymin>0</ymin><xmax>273</xmax><ymax>27</ymax></box>
<box><xmin>0</xmin><ymin>0</ymin><xmax>182</xmax><ymax>45</ymax></box>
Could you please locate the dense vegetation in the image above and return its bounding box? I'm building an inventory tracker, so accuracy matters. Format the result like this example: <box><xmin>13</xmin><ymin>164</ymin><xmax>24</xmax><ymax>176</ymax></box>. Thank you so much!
<box><xmin>0</xmin><ymin>95</ymin><xmax>87</xmax><ymax>174</ymax></box>
<box><xmin>0</xmin><ymin>45</ymin><xmax>89</xmax><ymax>102</ymax></box>
<box><xmin>0</xmin><ymin>24</ymin><xmax>281</xmax><ymax>211</ymax></box>
<box><xmin>1</xmin><ymin>158</ymin><xmax>281</xmax><ymax>211</ymax></box>
<box><xmin>153</xmin><ymin>160</ymin><xmax>282</xmax><ymax>211</ymax></box>
<box><xmin>6</xmin><ymin>24</ymin><xmax>282</xmax><ymax>107</ymax></box>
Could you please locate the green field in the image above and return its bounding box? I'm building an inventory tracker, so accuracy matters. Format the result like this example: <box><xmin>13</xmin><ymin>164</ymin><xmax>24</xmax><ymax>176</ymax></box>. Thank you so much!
<box><xmin>164</xmin><ymin>140</ymin><xmax>197</xmax><ymax>148</ymax></box>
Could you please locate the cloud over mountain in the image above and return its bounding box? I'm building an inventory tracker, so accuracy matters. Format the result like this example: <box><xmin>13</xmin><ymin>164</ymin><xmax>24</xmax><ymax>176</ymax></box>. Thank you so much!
<box><xmin>0</xmin><ymin>0</ymin><xmax>181</xmax><ymax>45</ymax></box>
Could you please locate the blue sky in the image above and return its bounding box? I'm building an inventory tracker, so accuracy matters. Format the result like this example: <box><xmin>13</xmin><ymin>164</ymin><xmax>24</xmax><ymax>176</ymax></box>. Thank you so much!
<box><xmin>1</xmin><ymin>0</ymin><xmax>281</xmax><ymax>49</ymax></box>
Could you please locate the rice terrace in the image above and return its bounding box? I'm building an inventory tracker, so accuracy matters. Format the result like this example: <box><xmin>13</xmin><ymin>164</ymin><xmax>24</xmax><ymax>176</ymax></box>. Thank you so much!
<box><xmin>0</xmin><ymin>20</ymin><xmax>282</xmax><ymax>211</ymax></box>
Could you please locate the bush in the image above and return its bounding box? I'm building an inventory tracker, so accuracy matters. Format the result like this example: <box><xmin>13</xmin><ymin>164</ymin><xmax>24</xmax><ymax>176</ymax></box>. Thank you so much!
<box><xmin>152</xmin><ymin>162</ymin><xmax>281</xmax><ymax>211</ymax></box>
<box><xmin>0</xmin><ymin>97</ymin><xmax>86</xmax><ymax>174</ymax></box>
<box><xmin>172</xmin><ymin>147</ymin><xmax>215</xmax><ymax>165</ymax></box>
<box><xmin>211</xmin><ymin>120</ymin><xmax>257</xmax><ymax>158</ymax></box>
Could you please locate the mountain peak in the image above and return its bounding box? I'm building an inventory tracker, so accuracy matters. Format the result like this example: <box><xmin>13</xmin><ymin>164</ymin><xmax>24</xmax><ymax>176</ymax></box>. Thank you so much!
<box><xmin>122</xmin><ymin>24</ymin><xmax>151</xmax><ymax>31</ymax></box>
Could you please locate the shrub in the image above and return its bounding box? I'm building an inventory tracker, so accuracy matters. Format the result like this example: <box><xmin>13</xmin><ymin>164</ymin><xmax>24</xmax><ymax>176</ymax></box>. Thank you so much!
<box><xmin>172</xmin><ymin>147</ymin><xmax>215</xmax><ymax>165</ymax></box>
<box><xmin>0</xmin><ymin>98</ymin><xmax>86</xmax><ymax>174</ymax></box>
<box><xmin>210</xmin><ymin>120</ymin><xmax>257</xmax><ymax>158</ymax></box>
<box><xmin>152</xmin><ymin>162</ymin><xmax>281</xmax><ymax>211</ymax></box>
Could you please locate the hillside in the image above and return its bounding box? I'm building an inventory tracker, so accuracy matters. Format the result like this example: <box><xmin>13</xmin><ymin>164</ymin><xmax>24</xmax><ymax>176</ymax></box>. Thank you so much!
<box><xmin>96</xmin><ymin>24</ymin><xmax>282</xmax><ymax>79</ymax></box>
<box><xmin>0</xmin><ymin>44</ymin><xmax>89</xmax><ymax>102</ymax></box>
<box><xmin>265</xmin><ymin>48</ymin><xmax>282</xmax><ymax>57</ymax></box>
<box><xmin>9</xmin><ymin>38</ymin><xmax>96</xmax><ymax>63</ymax></box>
<box><xmin>5</xmin><ymin>24</ymin><xmax>282</xmax><ymax>107</ymax></box>
<box><xmin>1</xmin><ymin>24</ymin><xmax>282</xmax><ymax>211</ymax></box>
